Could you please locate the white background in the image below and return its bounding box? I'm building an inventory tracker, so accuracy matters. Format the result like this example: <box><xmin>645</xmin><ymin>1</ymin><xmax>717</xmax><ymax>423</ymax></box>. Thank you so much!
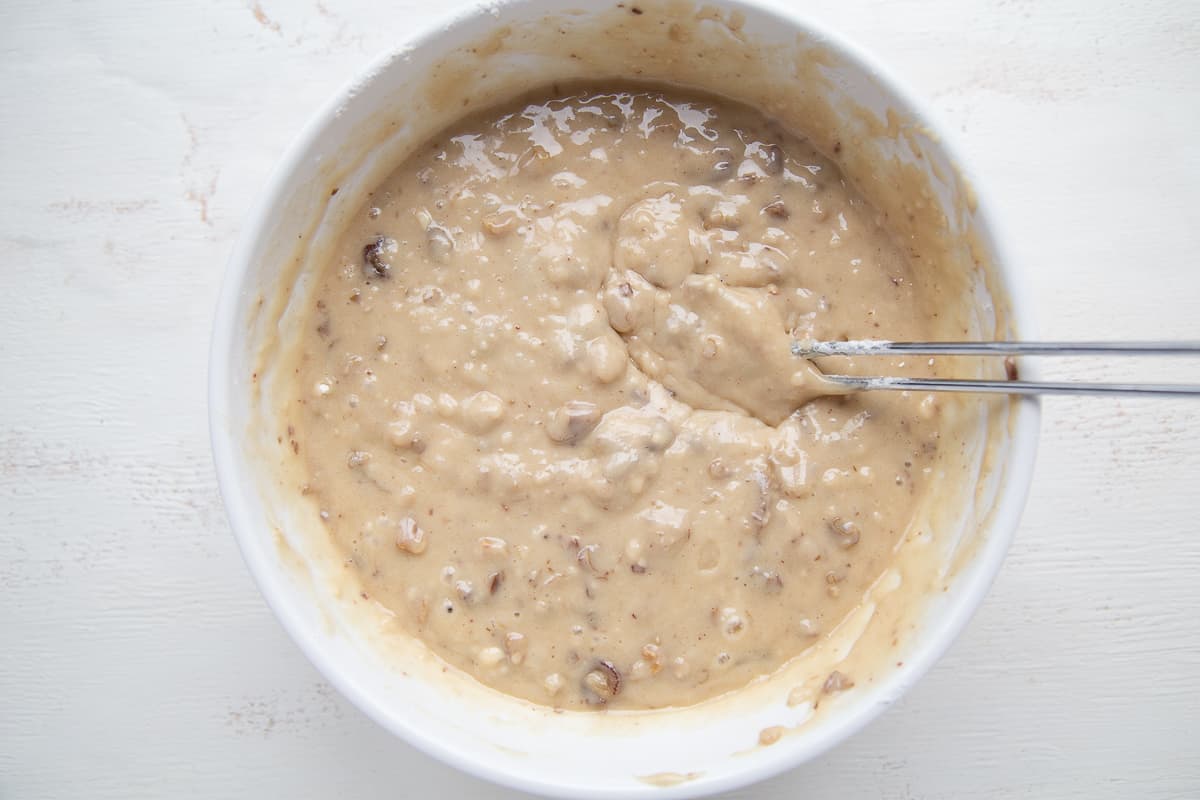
<box><xmin>2</xmin><ymin>0</ymin><xmax>1198</xmax><ymax>797</ymax></box>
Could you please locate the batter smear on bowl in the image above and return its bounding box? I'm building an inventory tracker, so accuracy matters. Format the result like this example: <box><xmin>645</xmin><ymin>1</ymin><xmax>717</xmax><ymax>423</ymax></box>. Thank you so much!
<box><xmin>283</xmin><ymin>86</ymin><xmax>962</xmax><ymax>709</ymax></box>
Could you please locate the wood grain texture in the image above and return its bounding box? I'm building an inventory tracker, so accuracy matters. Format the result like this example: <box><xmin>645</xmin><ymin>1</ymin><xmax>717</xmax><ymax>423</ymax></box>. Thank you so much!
<box><xmin>1</xmin><ymin>0</ymin><xmax>1197</xmax><ymax>797</ymax></box>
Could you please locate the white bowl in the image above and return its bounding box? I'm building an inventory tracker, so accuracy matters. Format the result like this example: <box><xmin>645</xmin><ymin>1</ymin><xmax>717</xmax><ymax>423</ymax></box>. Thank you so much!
<box><xmin>209</xmin><ymin>1</ymin><xmax>1040</xmax><ymax>796</ymax></box>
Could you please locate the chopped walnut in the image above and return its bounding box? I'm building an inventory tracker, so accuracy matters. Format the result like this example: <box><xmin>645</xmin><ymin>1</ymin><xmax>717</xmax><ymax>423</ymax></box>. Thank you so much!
<box><xmin>546</xmin><ymin>401</ymin><xmax>600</xmax><ymax>444</ymax></box>
<box><xmin>394</xmin><ymin>517</ymin><xmax>428</xmax><ymax>555</ymax></box>
<box><xmin>762</xmin><ymin>197</ymin><xmax>789</xmax><ymax>219</ymax></box>
<box><xmin>582</xmin><ymin>659</ymin><xmax>622</xmax><ymax>704</ymax></box>
<box><xmin>828</xmin><ymin>517</ymin><xmax>861</xmax><ymax>549</ymax></box>
<box><xmin>822</xmin><ymin>670</ymin><xmax>854</xmax><ymax>694</ymax></box>
<box><xmin>504</xmin><ymin>631</ymin><xmax>527</xmax><ymax>664</ymax></box>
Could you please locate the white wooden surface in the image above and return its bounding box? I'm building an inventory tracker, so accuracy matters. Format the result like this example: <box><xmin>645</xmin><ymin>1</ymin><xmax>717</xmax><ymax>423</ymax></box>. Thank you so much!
<box><xmin>2</xmin><ymin>0</ymin><xmax>1198</xmax><ymax>797</ymax></box>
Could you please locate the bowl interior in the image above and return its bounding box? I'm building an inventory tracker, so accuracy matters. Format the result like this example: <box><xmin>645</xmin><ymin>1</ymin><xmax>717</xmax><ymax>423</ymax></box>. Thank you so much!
<box><xmin>210</xmin><ymin>1</ymin><xmax>1039</xmax><ymax>797</ymax></box>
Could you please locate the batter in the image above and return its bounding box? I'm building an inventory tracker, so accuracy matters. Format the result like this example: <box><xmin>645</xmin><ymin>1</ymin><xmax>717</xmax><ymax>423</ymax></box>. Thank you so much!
<box><xmin>281</xmin><ymin>87</ymin><xmax>956</xmax><ymax>709</ymax></box>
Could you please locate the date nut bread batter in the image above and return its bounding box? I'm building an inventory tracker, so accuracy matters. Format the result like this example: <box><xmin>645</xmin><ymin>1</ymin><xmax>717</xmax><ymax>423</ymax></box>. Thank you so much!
<box><xmin>282</xmin><ymin>87</ymin><xmax>959</xmax><ymax>709</ymax></box>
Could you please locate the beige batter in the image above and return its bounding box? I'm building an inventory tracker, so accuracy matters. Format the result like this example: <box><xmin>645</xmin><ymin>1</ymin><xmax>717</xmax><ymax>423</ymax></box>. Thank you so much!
<box><xmin>282</xmin><ymin>86</ymin><xmax>961</xmax><ymax>710</ymax></box>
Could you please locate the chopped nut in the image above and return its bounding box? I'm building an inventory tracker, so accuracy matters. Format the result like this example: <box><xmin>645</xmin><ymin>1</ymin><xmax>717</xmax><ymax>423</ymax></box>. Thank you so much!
<box><xmin>719</xmin><ymin>607</ymin><xmax>747</xmax><ymax>640</ymax></box>
<box><xmin>576</xmin><ymin>544</ymin><xmax>601</xmax><ymax>574</ymax></box>
<box><xmin>478</xmin><ymin>646</ymin><xmax>504</xmax><ymax>667</ymax></box>
<box><xmin>478</xmin><ymin>536</ymin><xmax>508</xmax><ymax>557</ymax></box>
<box><xmin>436</xmin><ymin>393</ymin><xmax>458</xmax><ymax>418</ymax></box>
<box><xmin>462</xmin><ymin>391</ymin><xmax>505</xmax><ymax>433</ymax></box>
<box><xmin>543</xmin><ymin>672</ymin><xmax>564</xmax><ymax>695</ymax></box>
<box><xmin>774</xmin><ymin>457</ymin><xmax>810</xmax><ymax>498</ymax></box>
<box><xmin>546</xmin><ymin>400</ymin><xmax>600</xmax><ymax>444</ymax></box>
<box><xmin>455</xmin><ymin>579</ymin><xmax>475</xmax><ymax>602</ymax></box>
<box><xmin>603</xmin><ymin>272</ymin><xmax>652</xmax><ymax>333</ymax></box>
<box><xmin>918</xmin><ymin>393</ymin><xmax>938</xmax><ymax>420</ymax></box>
<box><xmin>822</xmin><ymin>670</ymin><xmax>854</xmax><ymax>694</ymax></box>
<box><xmin>670</xmin><ymin>656</ymin><xmax>690</xmax><ymax>680</ymax></box>
<box><xmin>582</xmin><ymin>659</ymin><xmax>622</xmax><ymax>703</ymax></box>
<box><xmin>482</xmin><ymin>210</ymin><xmax>518</xmax><ymax>236</ymax></box>
<box><xmin>387</xmin><ymin>418</ymin><xmax>420</xmax><ymax>449</ymax></box>
<box><xmin>641</xmin><ymin>643</ymin><xmax>663</xmax><ymax>674</ymax></box>
<box><xmin>587</xmin><ymin>334</ymin><xmax>627</xmax><ymax>383</ymax></box>
<box><xmin>749</xmin><ymin>468</ymin><xmax>771</xmax><ymax>531</ymax></box>
<box><xmin>828</xmin><ymin>517</ymin><xmax>861</xmax><ymax>548</ymax></box>
<box><xmin>425</xmin><ymin>222</ymin><xmax>455</xmax><ymax>262</ymax></box>
<box><xmin>759</xmin><ymin>726</ymin><xmax>785</xmax><ymax>746</ymax></box>
<box><xmin>647</xmin><ymin>418</ymin><xmax>676</xmax><ymax>452</ymax></box>
<box><xmin>504</xmin><ymin>631</ymin><xmax>527</xmax><ymax>664</ymax></box>
<box><xmin>762</xmin><ymin>197</ymin><xmax>789</xmax><ymax>219</ymax></box>
<box><xmin>395</xmin><ymin>517</ymin><xmax>428</xmax><ymax>555</ymax></box>
<box><xmin>623</xmin><ymin>537</ymin><xmax>648</xmax><ymax>574</ymax></box>
<box><xmin>754</xmin><ymin>142</ymin><xmax>784</xmax><ymax>175</ymax></box>
<box><xmin>702</xmin><ymin>199</ymin><xmax>742</xmax><ymax>229</ymax></box>
<box><xmin>749</xmin><ymin>565</ymin><xmax>784</xmax><ymax>593</ymax></box>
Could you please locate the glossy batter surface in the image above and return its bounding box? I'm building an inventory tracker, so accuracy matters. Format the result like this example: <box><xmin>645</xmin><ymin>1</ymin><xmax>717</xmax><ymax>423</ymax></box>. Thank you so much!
<box><xmin>283</xmin><ymin>87</ymin><xmax>955</xmax><ymax>709</ymax></box>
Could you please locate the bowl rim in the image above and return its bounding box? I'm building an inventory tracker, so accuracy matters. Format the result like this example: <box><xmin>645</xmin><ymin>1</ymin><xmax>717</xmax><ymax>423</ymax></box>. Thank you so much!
<box><xmin>208</xmin><ymin>0</ymin><xmax>1041</xmax><ymax>796</ymax></box>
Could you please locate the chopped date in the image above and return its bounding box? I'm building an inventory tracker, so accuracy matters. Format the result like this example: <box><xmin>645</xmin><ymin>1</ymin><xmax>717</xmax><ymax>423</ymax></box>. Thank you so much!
<box><xmin>363</xmin><ymin>236</ymin><xmax>394</xmax><ymax>278</ymax></box>
<box><xmin>488</xmin><ymin>570</ymin><xmax>506</xmax><ymax>595</ymax></box>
